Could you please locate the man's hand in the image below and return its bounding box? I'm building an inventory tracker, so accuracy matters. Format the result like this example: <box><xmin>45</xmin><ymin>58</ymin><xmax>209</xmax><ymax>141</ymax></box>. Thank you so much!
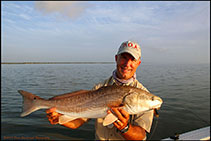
<box><xmin>108</xmin><ymin>107</ymin><xmax>130</xmax><ymax>130</ymax></box>
<box><xmin>46</xmin><ymin>107</ymin><xmax>88</xmax><ymax>129</ymax></box>
<box><xmin>46</xmin><ymin>107</ymin><xmax>62</xmax><ymax>124</ymax></box>
<box><xmin>108</xmin><ymin>107</ymin><xmax>146</xmax><ymax>140</ymax></box>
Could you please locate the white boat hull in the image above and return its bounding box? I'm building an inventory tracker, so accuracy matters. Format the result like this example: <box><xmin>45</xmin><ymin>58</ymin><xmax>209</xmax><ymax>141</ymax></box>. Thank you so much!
<box><xmin>163</xmin><ymin>126</ymin><xmax>210</xmax><ymax>140</ymax></box>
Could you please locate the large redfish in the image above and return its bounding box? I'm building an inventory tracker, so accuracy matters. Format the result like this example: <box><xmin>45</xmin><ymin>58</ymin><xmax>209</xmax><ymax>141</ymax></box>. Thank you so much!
<box><xmin>18</xmin><ymin>85</ymin><xmax>163</xmax><ymax>126</ymax></box>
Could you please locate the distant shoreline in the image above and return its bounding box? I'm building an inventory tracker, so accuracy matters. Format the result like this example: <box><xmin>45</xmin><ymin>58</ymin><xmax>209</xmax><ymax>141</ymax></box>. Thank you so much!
<box><xmin>1</xmin><ymin>62</ymin><xmax>115</xmax><ymax>64</ymax></box>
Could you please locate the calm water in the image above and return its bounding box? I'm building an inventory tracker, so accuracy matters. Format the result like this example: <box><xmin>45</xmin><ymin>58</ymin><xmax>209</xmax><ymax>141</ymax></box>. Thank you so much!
<box><xmin>1</xmin><ymin>63</ymin><xmax>210</xmax><ymax>140</ymax></box>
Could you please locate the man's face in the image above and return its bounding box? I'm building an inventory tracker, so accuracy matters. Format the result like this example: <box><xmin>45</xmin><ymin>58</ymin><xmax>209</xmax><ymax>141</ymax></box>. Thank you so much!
<box><xmin>115</xmin><ymin>53</ymin><xmax>141</xmax><ymax>80</ymax></box>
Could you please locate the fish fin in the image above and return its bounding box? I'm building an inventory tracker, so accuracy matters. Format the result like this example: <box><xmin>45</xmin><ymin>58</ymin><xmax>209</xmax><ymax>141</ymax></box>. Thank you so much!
<box><xmin>103</xmin><ymin>113</ymin><xmax>118</xmax><ymax>126</ymax></box>
<box><xmin>59</xmin><ymin>115</ymin><xmax>77</xmax><ymax>124</ymax></box>
<box><xmin>18</xmin><ymin>90</ymin><xmax>44</xmax><ymax>117</ymax></box>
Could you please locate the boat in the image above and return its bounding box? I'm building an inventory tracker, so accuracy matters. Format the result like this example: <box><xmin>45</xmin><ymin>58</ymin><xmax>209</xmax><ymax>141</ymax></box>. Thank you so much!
<box><xmin>163</xmin><ymin>126</ymin><xmax>210</xmax><ymax>140</ymax></box>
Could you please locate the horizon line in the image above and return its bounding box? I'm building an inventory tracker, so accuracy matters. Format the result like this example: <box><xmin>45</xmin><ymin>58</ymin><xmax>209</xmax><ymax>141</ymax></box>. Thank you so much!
<box><xmin>1</xmin><ymin>61</ymin><xmax>115</xmax><ymax>64</ymax></box>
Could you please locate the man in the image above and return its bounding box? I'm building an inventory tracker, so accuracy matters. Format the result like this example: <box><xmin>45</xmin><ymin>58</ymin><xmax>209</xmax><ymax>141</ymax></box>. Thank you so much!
<box><xmin>46</xmin><ymin>40</ymin><xmax>154</xmax><ymax>140</ymax></box>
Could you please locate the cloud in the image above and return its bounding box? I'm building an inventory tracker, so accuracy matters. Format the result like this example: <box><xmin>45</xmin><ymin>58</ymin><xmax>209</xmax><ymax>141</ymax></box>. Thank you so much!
<box><xmin>19</xmin><ymin>14</ymin><xmax>31</xmax><ymax>20</ymax></box>
<box><xmin>34</xmin><ymin>1</ymin><xmax>91</xmax><ymax>19</ymax></box>
<box><xmin>2</xmin><ymin>1</ymin><xmax>209</xmax><ymax>64</ymax></box>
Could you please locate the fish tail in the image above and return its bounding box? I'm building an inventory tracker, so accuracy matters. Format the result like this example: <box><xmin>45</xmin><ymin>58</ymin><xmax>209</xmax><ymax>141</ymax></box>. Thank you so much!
<box><xmin>18</xmin><ymin>90</ymin><xmax>45</xmax><ymax>117</ymax></box>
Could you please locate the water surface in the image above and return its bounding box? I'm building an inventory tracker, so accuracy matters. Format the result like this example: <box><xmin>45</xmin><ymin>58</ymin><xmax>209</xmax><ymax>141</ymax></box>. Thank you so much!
<box><xmin>1</xmin><ymin>63</ymin><xmax>210</xmax><ymax>140</ymax></box>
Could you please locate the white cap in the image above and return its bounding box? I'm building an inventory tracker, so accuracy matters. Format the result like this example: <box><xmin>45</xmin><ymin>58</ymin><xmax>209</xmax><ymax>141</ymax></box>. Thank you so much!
<box><xmin>117</xmin><ymin>40</ymin><xmax>141</xmax><ymax>60</ymax></box>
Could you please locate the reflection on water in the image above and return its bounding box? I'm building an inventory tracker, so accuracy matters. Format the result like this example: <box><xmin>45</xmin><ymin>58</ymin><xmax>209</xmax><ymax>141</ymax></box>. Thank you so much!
<box><xmin>1</xmin><ymin>63</ymin><xmax>210</xmax><ymax>140</ymax></box>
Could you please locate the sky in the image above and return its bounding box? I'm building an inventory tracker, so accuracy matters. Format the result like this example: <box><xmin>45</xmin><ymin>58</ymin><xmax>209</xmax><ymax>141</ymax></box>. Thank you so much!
<box><xmin>1</xmin><ymin>1</ymin><xmax>210</xmax><ymax>64</ymax></box>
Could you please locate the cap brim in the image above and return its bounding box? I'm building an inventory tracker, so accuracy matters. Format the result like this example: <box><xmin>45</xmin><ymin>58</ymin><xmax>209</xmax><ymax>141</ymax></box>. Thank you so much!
<box><xmin>117</xmin><ymin>49</ymin><xmax>139</xmax><ymax>60</ymax></box>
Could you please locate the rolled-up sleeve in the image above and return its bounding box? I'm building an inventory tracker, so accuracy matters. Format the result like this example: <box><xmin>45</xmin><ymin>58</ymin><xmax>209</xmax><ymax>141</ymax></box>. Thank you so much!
<box><xmin>133</xmin><ymin>110</ymin><xmax>154</xmax><ymax>133</ymax></box>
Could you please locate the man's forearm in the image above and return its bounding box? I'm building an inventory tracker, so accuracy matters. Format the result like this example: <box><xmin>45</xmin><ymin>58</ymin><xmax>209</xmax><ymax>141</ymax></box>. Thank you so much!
<box><xmin>62</xmin><ymin>118</ymin><xmax>88</xmax><ymax>129</ymax></box>
<box><xmin>122</xmin><ymin>124</ymin><xmax>146</xmax><ymax>140</ymax></box>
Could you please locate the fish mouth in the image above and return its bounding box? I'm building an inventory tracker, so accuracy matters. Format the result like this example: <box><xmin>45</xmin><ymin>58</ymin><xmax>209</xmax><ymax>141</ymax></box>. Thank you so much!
<box><xmin>151</xmin><ymin>97</ymin><xmax>163</xmax><ymax>109</ymax></box>
<box><xmin>153</xmin><ymin>104</ymin><xmax>162</xmax><ymax>109</ymax></box>
<box><xmin>155</xmin><ymin>96</ymin><xmax>163</xmax><ymax>104</ymax></box>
